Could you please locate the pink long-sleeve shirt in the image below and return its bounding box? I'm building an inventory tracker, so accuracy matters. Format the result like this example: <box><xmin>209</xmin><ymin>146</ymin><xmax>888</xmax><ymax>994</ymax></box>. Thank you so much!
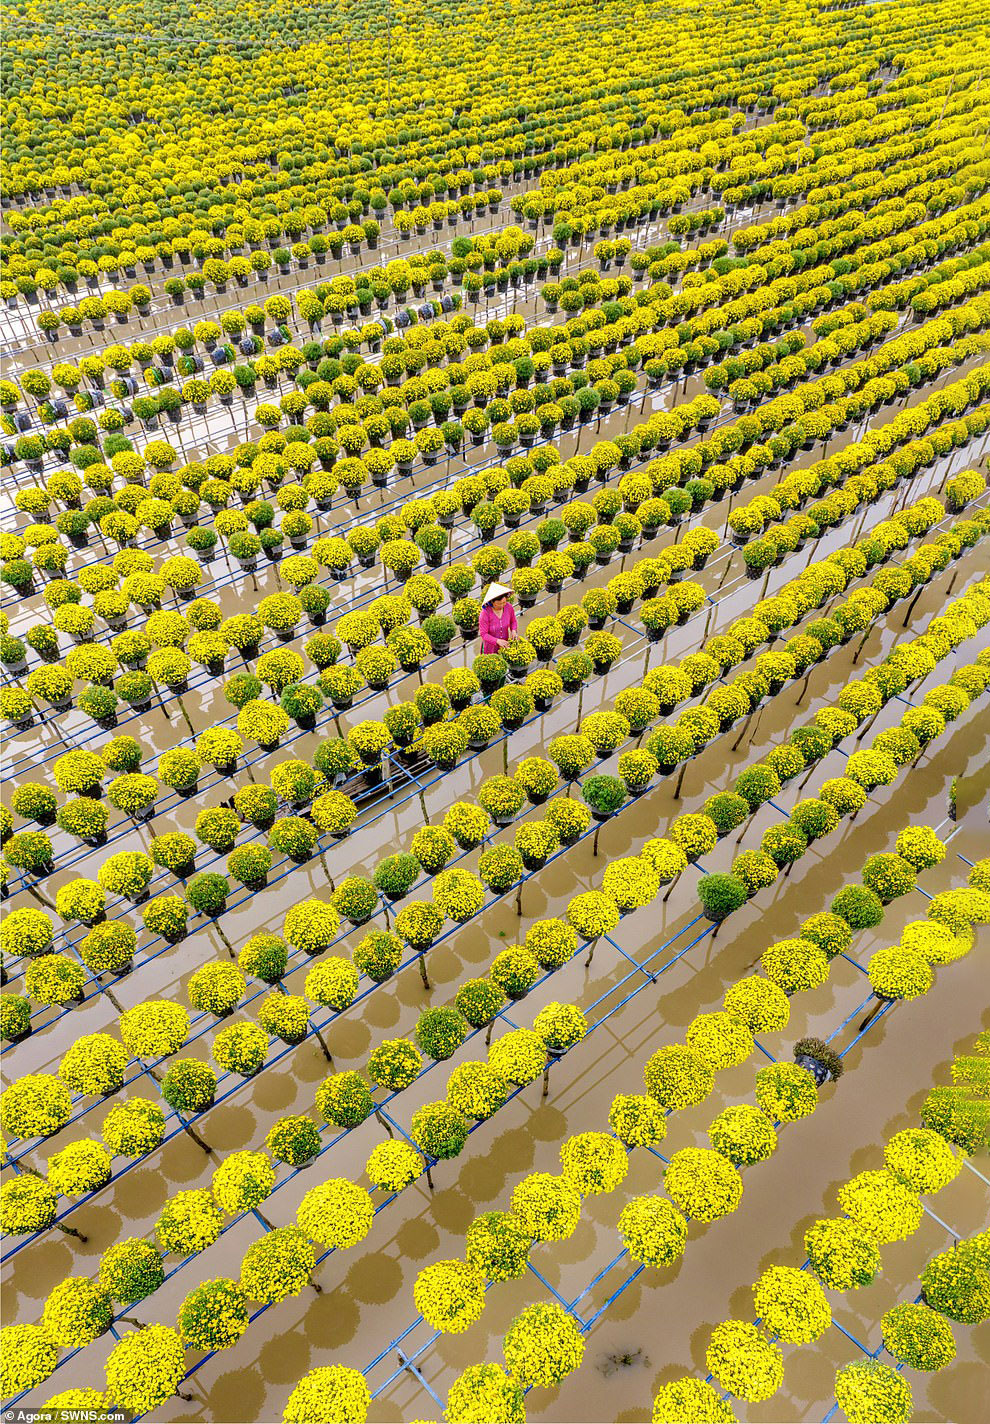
<box><xmin>479</xmin><ymin>601</ymin><xmax>517</xmax><ymax>654</ymax></box>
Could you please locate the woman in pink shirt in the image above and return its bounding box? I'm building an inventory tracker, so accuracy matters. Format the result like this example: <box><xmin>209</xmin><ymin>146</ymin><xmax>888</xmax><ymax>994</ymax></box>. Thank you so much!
<box><xmin>479</xmin><ymin>583</ymin><xmax>518</xmax><ymax>654</ymax></box>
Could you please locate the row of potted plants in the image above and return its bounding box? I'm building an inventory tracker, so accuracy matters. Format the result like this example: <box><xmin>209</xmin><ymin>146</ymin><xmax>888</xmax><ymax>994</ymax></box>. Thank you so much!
<box><xmin>5</xmin><ymin>549</ymin><xmax>985</xmax><ymax>1184</ymax></box>
<box><xmin>0</xmin><ymin>987</ymin><xmax>601</xmax><ymax>1412</ymax></box>
<box><xmin>3</xmin><ymin>236</ymin><xmax>985</xmax><ymax>643</ymax></box>
<box><xmin>1</xmin><ymin>0</ymin><xmax>990</xmax><ymax>1412</ymax></box>
<box><xmin>4</xmin><ymin>471</ymin><xmax>972</xmax><ymax>937</ymax></box>
<box><xmin>5</xmin><ymin>299</ymin><xmax>985</xmax><ymax>694</ymax></box>
<box><xmin>14</xmin><ymin>809</ymin><xmax>971</xmax><ymax>1404</ymax></box>
<box><xmin>413</xmin><ymin>869</ymin><xmax>987</xmax><ymax>1424</ymax></box>
<box><xmin>7</xmin><ymin>187</ymin><xmax>984</xmax><ymax>493</ymax></box>
<box><xmin>6</xmin><ymin>0</ymin><xmax>951</xmax><ymax>296</ymax></box>
<box><xmin>1</xmin><ymin>495</ymin><xmax>985</xmax><ymax>1173</ymax></box>
<box><xmin>5</xmin><ymin>160</ymin><xmax>985</xmax><ymax>481</ymax></box>
<box><xmin>532</xmin><ymin>81</ymin><xmax>990</xmax><ymax>259</ymax></box>
<box><xmin>6</xmin><ymin>265</ymin><xmax>985</xmax><ymax>625</ymax></box>
<box><xmin>657</xmin><ymin>1010</ymin><xmax>990</xmax><ymax>1424</ymax></box>
<box><xmin>4</xmin><ymin>486</ymin><xmax>983</xmax><ymax>1023</ymax></box>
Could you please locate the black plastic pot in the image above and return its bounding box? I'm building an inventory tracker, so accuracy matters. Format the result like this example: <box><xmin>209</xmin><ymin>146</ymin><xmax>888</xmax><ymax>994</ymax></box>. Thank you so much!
<box><xmin>795</xmin><ymin>1053</ymin><xmax>831</xmax><ymax>1087</ymax></box>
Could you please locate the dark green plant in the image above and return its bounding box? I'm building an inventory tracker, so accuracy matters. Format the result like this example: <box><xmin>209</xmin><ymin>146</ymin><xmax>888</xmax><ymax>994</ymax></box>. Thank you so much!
<box><xmin>698</xmin><ymin>874</ymin><xmax>748</xmax><ymax>922</ymax></box>
<box><xmin>186</xmin><ymin>873</ymin><xmax>230</xmax><ymax>916</ymax></box>
<box><xmin>581</xmin><ymin>774</ymin><xmax>625</xmax><ymax>815</ymax></box>
<box><xmin>703</xmin><ymin>792</ymin><xmax>750</xmax><ymax>834</ymax></box>
<box><xmin>373</xmin><ymin>854</ymin><xmax>420</xmax><ymax>899</ymax></box>
<box><xmin>831</xmin><ymin>885</ymin><xmax>885</xmax><ymax>930</ymax></box>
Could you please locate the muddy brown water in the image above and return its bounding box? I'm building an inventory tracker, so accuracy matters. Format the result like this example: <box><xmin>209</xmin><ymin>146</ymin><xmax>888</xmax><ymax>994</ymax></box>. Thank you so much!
<box><xmin>2</xmin><ymin>261</ymin><xmax>989</xmax><ymax>1422</ymax></box>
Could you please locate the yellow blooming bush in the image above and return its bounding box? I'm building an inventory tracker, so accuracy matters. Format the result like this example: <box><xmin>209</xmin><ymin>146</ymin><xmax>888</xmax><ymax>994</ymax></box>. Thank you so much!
<box><xmin>868</xmin><ymin>946</ymin><xmax>934</xmax><ymax>1001</ymax></box>
<box><xmin>608</xmin><ymin>1093</ymin><xmax>667</xmax><ymax>1148</ymax></box>
<box><xmin>532</xmin><ymin>1001</ymin><xmax>588</xmax><ymax>1052</ymax></box>
<box><xmin>883</xmin><ymin>1128</ymin><xmax>961</xmax><ymax>1193</ymax></box>
<box><xmin>754</xmin><ymin>1063</ymin><xmax>819</xmax><ymax>1122</ymax></box>
<box><xmin>601</xmin><ymin>856</ymin><xmax>660</xmax><ymax>911</ymax></box>
<box><xmin>751</xmin><ymin>1265</ymin><xmax>831</xmax><ymax>1344</ymax></box>
<box><xmin>643</xmin><ymin>1044</ymin><xmax>714</xmax><ymax>1110</ymax></box>
<box><xmin>465</xmin><ymin>1212</ymin><xmax>532</xmax><ymax>1283</ymax></box>
<box><xmin>211</xmin><ymin>1151</ymin><xmax>276</xmax><ymax>1216</ymax></box>
<box><xmin>283</xmin><ymin>1366</ymin><xmax>371</xmax><ymax>1424</ymax></box>
<box><xmin>834</xmin><ymin>1361</ymin><xmax>913</xmax><ymax>1424</ymax></box>
<box><xmin>708</xmin><ymin>1105</ymin><xmax>777</xmax><ymax>1167</ymax></box>
<box><xmin>489</xmin><ymin>1028</ymin><xmax>546</xmax><ymax>1085</ymax></box>
<box><xmin>511</xmin><ymin>1173</ymin><xmax>581</xmax><ymax>1242</ymax></box>
<box><xmin>446</xmin><ymin>1364</ymin><xmax>525</xmax><ymax>1424</ymax></box>
<box><xmin>919</xmin><ymin>1238</ymin><xmax>990</xmax><ymax>1323</ymax></box>
<box><xmin>0</xmin><ymin>1324</ymin><xmax>59</xmax><ymax>1396</ymax></box>
<box><xmin>618</xmin><ymin>1196</ymin><xmax>688</xmax><ymax>1268</ymax></box>
<box><xmin>502</xmin><ymin>1302</ymin><xmax>585</xmax><ymax>1389</ymax></box>
<box><xmin>805</xmin><ymin>1216</ymin><xmax>882</xmax><ymax>1291</ymax></box>
<box><xmin>240</xmin><ymin>1228</ymin><xmax>316</xmax><ymax>1305</ymax></box>
<box><xmin>901</xmin><ymin>919</ymin><xmax>972</xmax><ymax>964</ymax></box>
<box><xmin>881</xmin><ymin>1302</ymin><xmax>956</xmax><ymax>1371</ymax></box>
<box><xmin>0</xmin><ymin>1073</ymin><xmax>72</xmax><ymax>1139</ymax></box>
<box><xmin>296</xmin><ymin>1179</ymin><xmax>374</xmax><ymax>1250</ymax></box>
<box><xmin>640</xmin><ymin>836</ymin><xmax>688</xmax><ymax>883</ymax></box>
<box><xmin>652</xmin><ymin>1379</ymin><xmax>736</xmax><ymax>1423</ymax></box>
<box><xmin>47</xmin><ymin>1139</ymin><xmax>112</xmax><ymax>1197</ymax></box>
<box><xmin>559</xmin><ymin>1131</ymin><xmax>628</xmax><ymax>1196</ymax></box>
<box><xmin>838</xmin><ymin>1170</ymin><xmax>924</xmax><ymax>1244</ymax></box>
<box><xmin>722</xmin><ymin>977</ymin><xmax>789</xmax><ymax>1033</ymax></box>
<box><xmin>414</xmin><ymin>1260</ymin><xmax>487</xmax><ymax>1334</ymax></box>
<box><xmin>760</xmin><ymin>937</ymin><xmax>830</xmax><ymax>994</ymax></box>
<box><xmin>566</xmin><ymin>889</ymin><xmax>621</xmax><ymax>940</ymax></box>
<box><xmin>365</xmin><ymin>1140</ymin><xmax>423</xmax><ymax>1194</ymax></box>
<box><xmin>103</xmin><ymin>1325</ymin><xmax>187</xmax><ymax>1415</ymax></box>
<box><xmin>685</xmin><ymin>1012</ymin><xmax>754</xmax><ymax>1071</ymax></box>
<box><xmin>447</xmin><ymin>1062</ymin><xmax>509</xmax><ymax>1121</ymax></box>
<box><xmin>664</xmin><ymin>1148</ymin><xmax>744</xmax><ymax>1223</ymax></box>
<box><xmin>705</xmin><ymin>1321</ymin><xmax>783</xmax><ymax>1403</ymax></box>
<box><xmin>0</xmin><ymin>1175</ymin><xmax>58</xmax><ymax>1235</ymax></box>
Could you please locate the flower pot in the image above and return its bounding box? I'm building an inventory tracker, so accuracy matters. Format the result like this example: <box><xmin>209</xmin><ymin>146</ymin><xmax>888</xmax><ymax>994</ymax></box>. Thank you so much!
<box><xmin>795</xmin><ymin>1053</ymin><xmax>831</xmax><ymax>1086</ymax></box>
